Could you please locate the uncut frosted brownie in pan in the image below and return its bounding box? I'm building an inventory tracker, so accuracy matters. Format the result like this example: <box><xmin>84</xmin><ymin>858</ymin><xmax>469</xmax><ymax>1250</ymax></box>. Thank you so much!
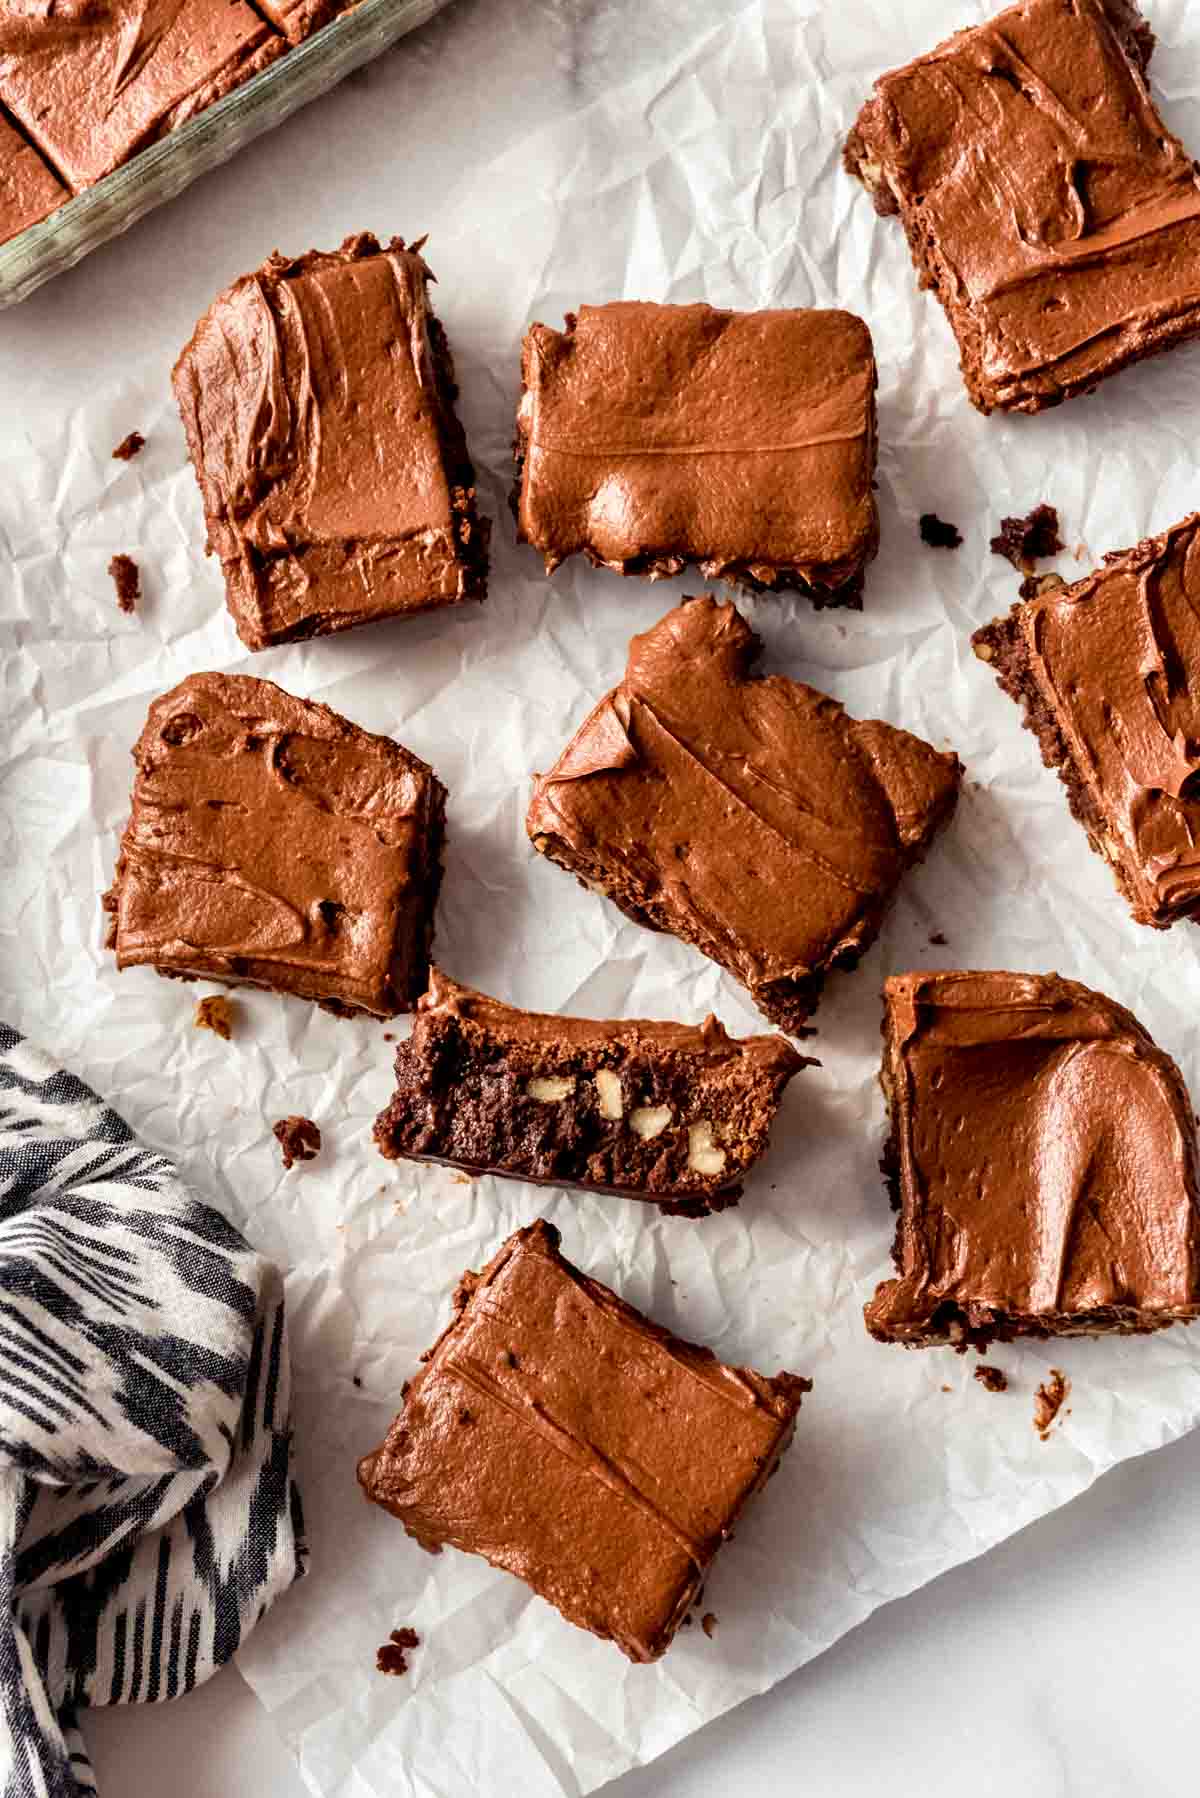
<box><xmin>515</xmin><ymin>301</ymin><xmax>879</xmax><ymax>607</ymax></box>
<box><xmin>867</xmin><ymin>971</ymin><xmax>1200</xmax><ymax>1350</ymax></box>
<box><xmin>973</xmin><ymin>512</ymin><xmax>1200</xmax><ymax>929</ymax></box>
<box><xmin>373</xmin><ymin>969</ymin><xmax>811</xmax><ymax>1216</ymax></box>
<box><xmin>844</xmin><ymin>0</ymin><xmax>1200</xmax><ymax>413</ymax></box>
<box><xmin>527</xmin><ymin>596</ymin><xmax>963</xmax><ymax>1033</ymax></box>
<box><xmin>173</xmin><ymin>233</ymin><xmax>489</xmax><ymax>650</ymax></box>
<box><xmin>104</xmin><ymin>672</ymin><xmax>446</xmax><ymax>1019</ymax></box>
<box><xmin>358</xmin><ymin>1219</ymin><xmax>811</xmax><ymax>1662</ymax></box>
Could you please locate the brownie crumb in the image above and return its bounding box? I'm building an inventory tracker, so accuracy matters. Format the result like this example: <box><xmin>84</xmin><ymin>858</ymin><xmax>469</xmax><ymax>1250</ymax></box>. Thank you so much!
<box><xmin>701</xmin><ymin>1613</ymin><xmax>718</xmax><ymax>1639</ymax></box>
<box><xmin>273</xmin><ymin>1115</ymin><xmax>322</xmax><ymax>1169</ymax></box>
<box><xmin>375</xmin><ymin>1626</ymin><xmax>419</xmax><ymax>1676</ymax></box>
<box><xmin>109</xmin><ymin>553</ymin><xmax>140</xmax><ymax>614</ymax></box>
<box><xmin>990</xmin><ymin>504</ymin><xmax>1063</xmax><ymax>571</ymax></box>
<box><xmin>928</xmin><ymin>930</ymin><xmax>948</xmax><ymax>946</ymax></box>
<box><xmin>974</xmin><ymin>1364</ymin><xmax>1008</xmax><ymax>1394</ymax></box>
<box><xmin>680</xmin><ymin>1614</ymin><xmax>693</xmax><ymax>1629</ymax></box>
<box><xmin>919</xmin><ymin>512</ymin><xmax>962</xmax><ymax>550</ymax></box>
<box><xmin>940</xmin><ymin>1383</ymin><xmax>952</xmax><ymax>1393</ymax></box>
<box><xmin>383</xmin><ymin>1032</ymin><xmax>395</xmax><ymax>1042</ymax></box>
<box><xmin>352</xmin><ymin>1375</ymin><xmax>363</xmax><ymax>1389</ymax></box>
<box><xmin>112</xmin><ymin>431</ymin><xmax>146</xmax><ymax>462</ymax></box>
<box><xmin>1033</xmin><ymin>1369</ymin><xmax>1069</xmax><ymax>1439</ymax></box>
<box><xmin>194</xmin><ymin>995</ymin><xmax>234</xmax><ymax>1040</ymax></box>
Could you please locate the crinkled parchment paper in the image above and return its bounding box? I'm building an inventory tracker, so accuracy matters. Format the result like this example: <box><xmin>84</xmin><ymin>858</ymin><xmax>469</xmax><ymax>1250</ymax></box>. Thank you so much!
<box><xmin>6</xmin><ymin>1</ymin><xmax>1200</xmax><ymax>1794</ymax></box>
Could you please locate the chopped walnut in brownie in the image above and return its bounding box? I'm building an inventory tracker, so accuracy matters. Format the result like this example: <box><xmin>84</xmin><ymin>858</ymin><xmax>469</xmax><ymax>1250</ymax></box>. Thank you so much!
<box><xmin>273</xmin><ymin>1115</ymin><xmax>322</xmax><ymax>1169</ymax></box>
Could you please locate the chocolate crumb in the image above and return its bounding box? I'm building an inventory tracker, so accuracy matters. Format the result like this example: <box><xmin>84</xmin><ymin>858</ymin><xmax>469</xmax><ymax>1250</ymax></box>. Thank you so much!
<box><xmin>1033</xmin><ymin>1368</ymin><xmax>1069</xmax><ymax>1439</ymax></box>
<box><xmin>974</xmin><ymin>1364</ymin><xmax>1008</xmax><ymax>1394</ymax></box>
<box><xmin>701</xmin><ymin>1613</ymin><xmax>718</xmax><ymax>1638</ymax></box>
<box><xmin>194</xmin><ymin>995</ymin><xmax>234</xmax><ymax>1040</ymax></box>
<box><xmin>383</xmin><ymin>1032</ymin><xmax>395</xmax><ymax>1042</ymax></box>
<box><xmin>681</xmin><ymin>1614</ymin><xmax>693</xmax><ymax>1628</ymax></box>
<box><xmin>376</xmin><ymin>1626</ymin><xmax>419</xmax><ymax>1676</ymax></box>
<box><xmin>919</xmin><ymin>512</ymin><xmax>962</xmax><ymax>550</ymax></box>
<box><xmin>990</xmin><ymin>503</ymin><xmax>1064</xmax><ymax>571</ymax></box>
<box><xmin>273</xmin><ymin>1115</ymin><xmax>321</xmax><ymax>1170</ymax></box>
<box><xmin>928</xmin><ymin>930</ymin><xmax>948</xmax><ymax>946</ymax></box>
<box><xmin>109</xmin><ymin>553</ymin><xmax>140</xmax><ymax>614</ymax></box>
<box><xmin>352</xmin><ymin>1375</ymin><xmax>363</xmax><ymax>1388</ymax></box>
<box><xmin>112</xmin><ymin>431</ymin><xmax>146</xmax><ymax>462</ymax></box>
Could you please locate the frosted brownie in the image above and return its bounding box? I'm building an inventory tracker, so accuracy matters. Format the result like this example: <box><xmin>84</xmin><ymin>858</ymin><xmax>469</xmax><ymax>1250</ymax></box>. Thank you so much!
<box><xmin>973</xmin><ymin>512</ymin><xmax>1200</xmax><ymax>929</ymax></box>
<box><xmin>0</xmin><ymin>0</ymin><xmax>282</xmax><ymax>191</ymax></box>
<box><xmin>173</xmin><ymin>234</ymin><xmax>489</xmax><ymax>650</ymax></box>
<box><xmin>844</xmin><ymin>0</ymin><xmax>1200</xmax><ymax>413</ymax></box>
<box><xmin>374</xmin><ymin>969</ymin><xmax>810</xmax><ymax>1215</ymax></box>
<box><xmin>0</xmin><ymin>112</ymin><xmax>66</xmax><ymax>245</ymax></box>
<box><xmin>358</xmin><ymin>1219</ymin><xmax>810</xmax><ymax>1661</ymax></box>
<box><xmin>867</xmin><ymin>971</ymin><xmax>1200</xmax><ymax>1348</ymax></box>
<box><xmin>104</xmin><ymin>673</ymin><xmax>445</xmax><ymax>1017</ymax></box>
<box><xmin>527</xmin><ymin>597</ymin><xmax>962</xmax><ymax>1032</ymax></box>
<box><xmin>515</xmin><ymin>301</ymin><xmax>878</xmax><ymax>606</ymax></box>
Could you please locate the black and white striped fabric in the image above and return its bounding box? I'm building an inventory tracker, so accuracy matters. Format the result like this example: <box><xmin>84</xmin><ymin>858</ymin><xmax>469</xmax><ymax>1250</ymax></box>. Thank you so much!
<box><xmin>0</xmin><ymin>1025</ymin><xmax>306</xmax><ymax>1798</ymax></box>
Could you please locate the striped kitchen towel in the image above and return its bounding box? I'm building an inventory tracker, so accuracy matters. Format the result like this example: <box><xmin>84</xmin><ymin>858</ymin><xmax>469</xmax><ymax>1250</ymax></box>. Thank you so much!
<box><xmin>0</xmin><ymin>1024</ymin><xmax>306</xmax><ymax>1798</ymax></box>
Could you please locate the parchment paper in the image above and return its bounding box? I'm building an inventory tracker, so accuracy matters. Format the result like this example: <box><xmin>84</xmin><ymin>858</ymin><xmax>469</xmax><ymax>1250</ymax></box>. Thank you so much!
<box><xmin>6</xmin><ymin>1</ymin><xmax>1200</xmax><ymax>1794</ymax></box>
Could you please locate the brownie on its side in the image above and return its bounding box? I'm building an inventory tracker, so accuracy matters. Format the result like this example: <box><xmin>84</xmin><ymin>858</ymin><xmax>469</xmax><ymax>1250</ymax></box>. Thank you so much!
<box><xmin>844</xmin><ymin>0</ymin><xmax>1200</xmax><ymax>414</ymax></box>
<box><xmin>0</xmin><ymin>0</ymin><xmax>282</xmax><ymax>192</ymax></box>
<box><xmin>173</xmin><ymin>234</ymin><xmax>489</xmax><ymax>651</ymax></box>
<box><xmin>973</xmin><ymin>513</ymin><xmax>1200</xmax><ymax>930</ymax></box>
<box><xmin>867</xmin><ymin>971</ymin><xmax>1200</xmax><ymax>1349</ymax></box>
<box><xmin>374</xmin><ymin>969</ymin><xmax>810</xmax><ymax>1215</ymax></box>
<box><xmin>526</xmin><ymin>597</ymin><xmax>962</xmax><ymax>1033</ymax></box>
<box><xmin>104</xmin><ymin>673</ymin><xmax>446</xmax><ymax>1018</ymax></box>
<box><xmin>358</xmin><ymin>1219</ymin><xmax>810</xmax><ymax>1662</ymax></box>
<box><xmin>515</xmin><ymin>301</ymin><xmax>879</xmax><ymax>607</ymax></box>
<box><xmin>0</xmin><ymin>113</ymin><xmax>67</xmax><ymax>246</ymax></box>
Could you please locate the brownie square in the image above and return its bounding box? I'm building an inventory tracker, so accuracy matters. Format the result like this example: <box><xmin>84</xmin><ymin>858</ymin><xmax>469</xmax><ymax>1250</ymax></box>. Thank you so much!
<box><xmin>844</xmin><ymin>0</ymin><xmax>1200</xmax><ymax>414</ymax></box>
<box><xmin>867</xmin><ymin>971</ymin><xmax>1200</xmax><ymax>1348</ymax></box>
<box><xmin>104</xmin><ymin>672</ymin><xmax>446</xmax><ymax>1018</ymax></box>
<box><xmin>0</xmin><ymin>0</ymin><xmax>283</xmax><ymax>192</ymax></box>
<box><xmin>173</xmin><ymin>234</ymin><xmax>489</xmax><ymax>651</ymax></box>
<box><xmin>974</xmin><ymin>512</ymin><xmax>1200</xmax><ymax>929</ymax></box>
<box><xmin>373</xmin><ymin>969</ymin><xmax>811</xmax><ymax>1215</ymax></box>
<box><xmin>515</xmin><ymin>301</ymin><xmax>878</xmax><ymax>606</ymax></box>
<box><xmin>526</xmin><ymin>596</ymin><xmax>962</xmax><ymax>1033</ymax></box>
<box><xmin>358</xmin><ymin>1219</ymin><xmax>810</xmax><ymax>1661</ymax></box>
<box><xmin>0</xmin><ymin>113</ymin><xmax>66</xmax><ymax>245</ymax></box>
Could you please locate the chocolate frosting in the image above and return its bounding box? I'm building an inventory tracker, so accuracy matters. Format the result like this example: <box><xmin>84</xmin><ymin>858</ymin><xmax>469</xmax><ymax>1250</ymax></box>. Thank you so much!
<box><xmin>979</xmin><ymin>513</ymin><xmax>1200</xmax><ymax>928</ymax></box>
<box><xmin>105</xmin><ymin>671</ymin><xmax>445</xmax><ymax>1017</ymax></box>
<box><xmin>0</xmin><ymin>109</ymin><xmax>65</xmax><ymax>243</ymax></box>
<box><xmin>526</xmin><ymin>597</ymin><xmax>962</xmax><ymax>1030</ymax></box>
<box><xmin>516</xmin><ymin>301</ymin><xmax>878</xmax><ymax>598</ymax></box>
<box><xmin>0</xmin><ymin>0</ymin><xmax>282</xmax><ymax>191</ymax></box>
<box><xmin>358</xmin><ymin>1219</ymin><xmax>809</xmax><ymax>1662</ymax></box>
<box><xmin>846</xmin><ymin>0</ymin><xmax>1200</xmax><ymax>412</ymax></box>
<box><xmin>867</xmin><ymin>971</ymin><xmax>1200</xmax><ymax>1344</ymax></box>
<box><xmin>416</xmin><ymin>967</ymin><xmax>805</xmax><ymax>1069</ymax></box>
<box><xmin>173</xmin><ymin>234</ymin><xmax>486</xmax><ymax>650</ymax></box>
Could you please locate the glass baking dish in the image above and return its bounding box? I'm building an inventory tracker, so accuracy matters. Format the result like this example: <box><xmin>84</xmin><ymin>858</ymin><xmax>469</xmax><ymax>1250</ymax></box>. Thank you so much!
<box><xmin>0</xmin><ymin>0</ymin><xmax>452</xmax><ymax>310</ymax></box>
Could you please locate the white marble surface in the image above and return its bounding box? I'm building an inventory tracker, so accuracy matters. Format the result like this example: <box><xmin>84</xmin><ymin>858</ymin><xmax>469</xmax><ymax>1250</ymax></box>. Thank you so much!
<box><xmin>9</xmin><ymin>0</ymin><xmax>1200</xmax><ymax>1791</ymax></box>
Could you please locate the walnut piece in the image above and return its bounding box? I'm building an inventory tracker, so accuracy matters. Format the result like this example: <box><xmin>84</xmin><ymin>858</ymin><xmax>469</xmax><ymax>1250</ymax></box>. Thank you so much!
<box><xmin>630</xmin><ymin>1104</ymin><xmax>672</xmax><ymax>1140</ymax></box>
<box><xmin>687</xmin><ymin>1120</ymin><xmax>726</xmax><ymax>1176</ymax></box>
<box><xmin>594</xmin><ymin>1069</ymin><xmax>623</xmax><ymax>1119</ymax></box>
<box><xmin>526</xmin><ymin>1075</ymin><xmax>576</xmax><ymax>1102</ymax></box>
